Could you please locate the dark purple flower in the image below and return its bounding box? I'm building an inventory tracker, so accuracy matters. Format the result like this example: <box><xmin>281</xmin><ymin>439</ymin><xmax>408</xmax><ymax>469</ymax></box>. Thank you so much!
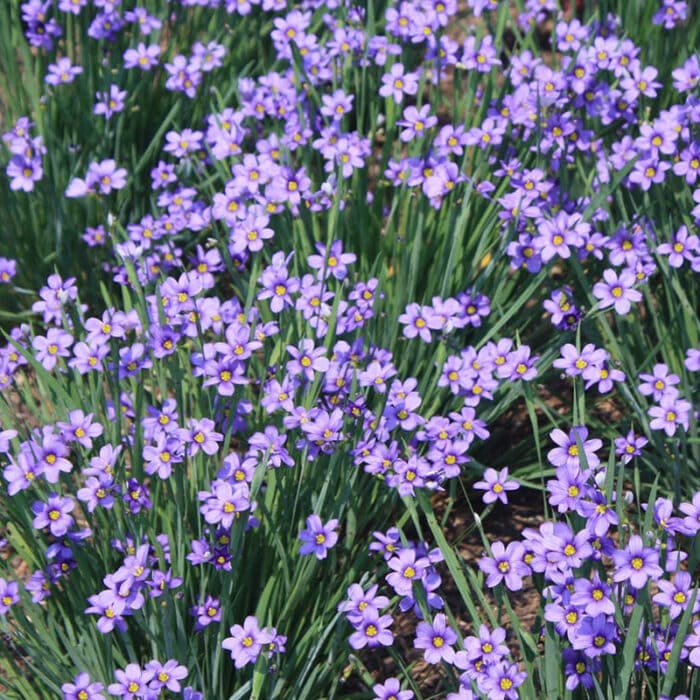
<box><xmin>192</xmin><ymin>595</ymin><xmax>222</xmax><ymax>630</ymax></box>
<box><xmin>571</xmin><ymin>614</ymin><xmax>617</xmax><ymax>658</ymax></box>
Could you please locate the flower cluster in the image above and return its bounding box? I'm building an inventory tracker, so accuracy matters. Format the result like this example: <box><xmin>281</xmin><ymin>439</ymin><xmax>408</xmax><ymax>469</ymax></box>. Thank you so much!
<box><xmin>2</xmin><ymin>117</ymin><xmax>44</xmax><ymax>192</ymax></box>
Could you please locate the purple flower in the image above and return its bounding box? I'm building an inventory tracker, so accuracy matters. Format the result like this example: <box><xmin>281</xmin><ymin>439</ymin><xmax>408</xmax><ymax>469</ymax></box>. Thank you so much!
<box><xmin>123</xmin><ymin>43</ymin><xmax>160</xmax><ymax>70</ymax></box>
<box><xmin>307</xmin><ymin>240</ymin><xmax>356</xmax><ymax>280</ymax></box>
<box><xmin>553</xmin><ymin>343</ymin><xmax>607</xmax><ymax>378</ymax></box>
<box><xmin>57</xmin><ymin>409</ymin><xmax>103</xmax><ymax>449</ymax></box>
<box><xmin>614</xmin><ymin>430</ymin><xmax>648</xmax><ymax>464</ymax></box>
<box><xmin>501</xmin><ymin>345</ymin><xmax>538</xmax><ymax>381</ymax></box>
<box><xmin>117</xmin><ymin>343</ymin><xmax>152</xmax><ymax>379</ymax></box>
<box><xmin>32</xmin><ymin>328</ymin><xmax>73</xmax><ymax>370</ymax></box>
<box><xmin>258</xmin><ymin>251</ymin><xmax>300</xmax><ymax>313</ymax></box>
<box><xmin>85</xmin><ymin>590</ymin><xmax>128</xmax><ymax>633</ymax></box>
<box><xmin>32</xmin><ymin>493</ymin><xmax>75</xmax><ymax>537</ymax></box>
<box><xmin>144</xmin><ymin>659</ymin><xmax>188</xmax><ymax>693</ymax></box>
<box><xmin>45</xmin><ymin>57</ymin><xmax>83</xmax><ymax>85</ymax></box>
<box><xmin>679</xmin><ymin>493</ymin><xmax>700</xmax><ymax>535</ymax></box>
<box><xmin>89</xmin><ymin>159</ymin><xmax>128</xmax><ymax>195</ymax></box>
<box><xmin>414</xmin><ymin>613</ymin><xmax>457</xmax><ymax>664</ymax></box>
<box><xmin>379</xmin><ymin>64</ymin><xmax>419</xmax><ymax>103</ymax></box>
<box><xmin>184</xmin><ymin>417</ymin><xmax>223</xmax><ymax>456</ymax></box>
<box><xmin>481</xmin><ymin>661</ymin><xmax>527</xmax><ymax>700</ymax></box>
<box><xmin>0</xmin><ymin>577</ymin><xmax>20</xmax><ymax>614</ymax></box>
<box><xmin>320</xmin><ymin>89</ymin><xmax>354</xmax><ymax>122</ymax></box>
<box><xmin>338</xmin><ymin>583</ymin><xmax>390</xmax><ymax>624</ymax></box>
<box><xmin>570</xmin><ymin>573</ymin><xmax>615</xmax><ymax>617</ymax></box>
<box><xmin>124</xmin><ymin>7</ymin><xmax>162</xmax><ymax>35</ymax></box>
<box><xmin>164</xmin><ymin>129</ymin><xmax>203</xmax><ymax>158</ymax></box>
<box><xmin>629</xmin><ymin>159</ymin><xmax>670</xmax><ymax>190</ymax></box>
<box><xmin>77</xmin><ymin>476</ymin><xmax>116</xmax><ymax>513</ymax></box>
<box><xmin>192</xmin><ymin>595</ymin><xmax>222</xmax><ymax>630</ymax></box>
<box><xmin>638</xmin><ymin>363</ymin><xmax>680</xmax><ymax>402</ymax></box>
<box><xmin>592</xmin><ymin>269</ymin><xmax>642</xmax><ymax>315</ymax></box>
<box><xmin>547</xmin><ymin>426</ymin><xmax>601</xmax><ymax>470</ymax></box>
<box><xmin>562</xmin><ymin>648</ymin><xmax>596</xmax><ymax>691</ymax></box>
<box><xmin>533</xmin><ymin>212</ymin><xmax>586</xmax><ymax>262</ymax></box>
<box><xmin>0</xmin><ymin>258</ymin><xmax>17</xmax><ymax>284</ymax></box>
<box><xmin>108</xmin><ymin>664</ymin><xmax>154</xmax><ymax>698</ymax></box>
<box><xmin>547</xmin><ymin>464</ymin><xmax>588</xmax><ymax>513</ymax></box>
<box><xmin>653</xmin><ymin>571</ymin><xmax>698</xmax><ymax>619</ymax></box>
<box><xmin>94</xmin><ymin>84</ymin><xmax>126</xmax><ymax>119</ymax></box>
<box><xmin>3</xmin><ymin>451</ymin><xmax>42</xmax><ymax>495</ymax></box>
<box><xmin>200</xmin><ymin>481</ymin><xmax>250</xmax><ymax>528</ymax></box>
<box><xmin>653</xmin><ymin>0</ymin><xmax>687</xmax><ymax>28</ymax></box>
<box><xmin>612</xmin><ymin>534</ymin><xmax>663</xmax><ymax>589</ymax></box>
<box><xmin>479</xmin><ymin>541</ymin><xmax>530</xmax><ymax>590</ymax></box>
<box><xmin>66</xmin><ymin>160</ymin><xmax>128</xmax><ymax>198</ymax></box>
<box><xmin>348</xmin><ymin>609</ymin><xmax>394</xmax><ymax>649</ymax></box>
<box><xmin>648</xmin><ymin>394</ymin><xmax>691</xmax><ymax>436</ymax></box>
<box><xmin>299</xmin><ymin>514</ymin><xmax>339</xmax><ymax>559</ymax></box>
<box><xmin>474</xmin><ymin>467</ymin><xmax>519</xmax><ymax>504</ymax></box>
<box><xmin>685</xmin><ymin>346</ymin><xmax>700</xmax><ymax>372</ymax></box>
<box><xmin>571</xmin><ymin>614</ymin><xmax>617</xmax><ymax>658</ymax></box>
<box><xmin>657</xmin><ymin>226</ymin><xmax>700</xmax><ymax>267</ymax></box>
<box><xmin>222</xmin><ymin>616</ymin><xmax>272</xmax><ymax>669</ymax></box>
<box><xmin>286</xmin><ymin>339</ymin><xmax>330</xmax><ymax>381</ymax></box>
<box><xmin>399</xmin><ymin>303</ymin><xmax>440</xmax><ymax>342</ymax></box>
<box><xmin>61</xmin><ymin>672</ymin><xmax>105</xmax><ymax>700</ymax></box>
<box><xmin>397</xmin><ymin>104</ymin><xmax>437</xmax><ymax>142</ymax></box>
<box><xmin>123</xmin><ymin>479</ymin><xmax>151</xmax><ymax>515</ymax></box>
<box><xmin>372</xmin><ymin>677</ymin><xmax>413</xmax><ymax>700</ymax></box>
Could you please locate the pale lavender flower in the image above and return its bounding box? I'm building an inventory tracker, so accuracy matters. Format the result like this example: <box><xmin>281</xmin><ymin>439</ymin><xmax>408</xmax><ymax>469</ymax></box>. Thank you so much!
<box><xmin>474</xmin><ymin>467</ymin><xmax>519</xmax><ymax>504</ymax></box>
<box><xmin>592</xmin><ymin>269</ymin><xmax>642</xmax><ymax>315</ymax></box>
<box><xmin>46</xmin><ymin>57</ymin><xmax>83</xmax><ymax>85</ymax></box>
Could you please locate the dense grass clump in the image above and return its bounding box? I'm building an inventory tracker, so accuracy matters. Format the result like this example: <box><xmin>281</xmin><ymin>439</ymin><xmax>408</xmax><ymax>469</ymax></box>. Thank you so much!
<box><xmin>0</xmin><ymin>0</ymin><xmax>699</xmax><ymax>698</ymax></box>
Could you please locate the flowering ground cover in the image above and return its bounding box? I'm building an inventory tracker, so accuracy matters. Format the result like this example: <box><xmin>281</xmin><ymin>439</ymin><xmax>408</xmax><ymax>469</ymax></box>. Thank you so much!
<box><xmin>0</xmin><ymin>0</ymin><xmax>699</xmax><ymax>697</ymax></box>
